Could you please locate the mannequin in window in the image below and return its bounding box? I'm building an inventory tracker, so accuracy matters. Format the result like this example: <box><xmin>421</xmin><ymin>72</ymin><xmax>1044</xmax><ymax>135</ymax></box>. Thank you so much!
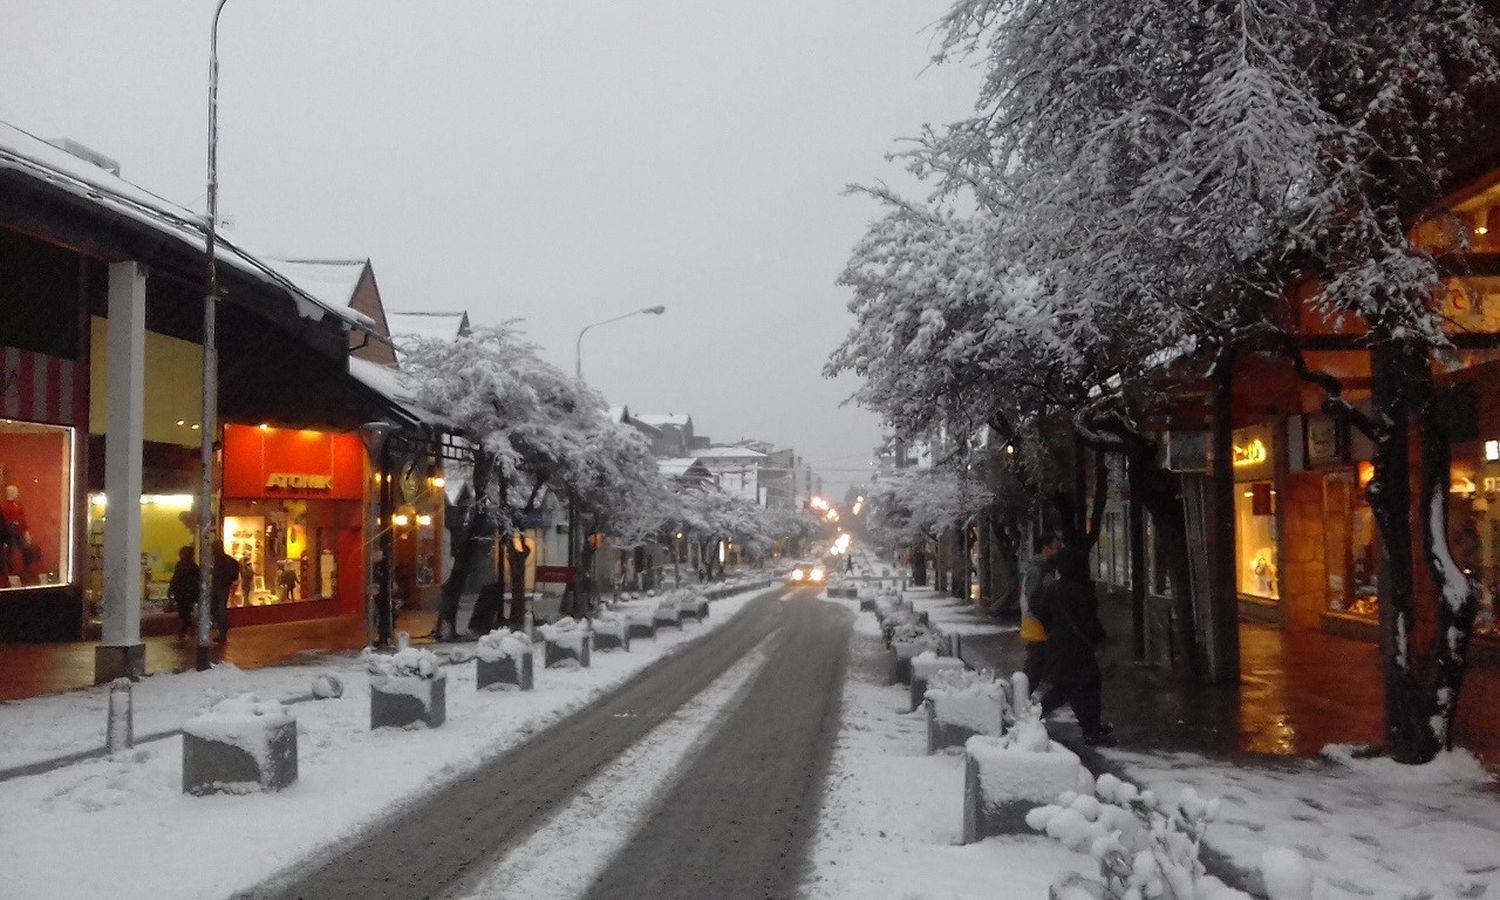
<box><xmin>1</xmin><ymin>484</ymin><xmax>37</xmax><ymax>584</ymax></box>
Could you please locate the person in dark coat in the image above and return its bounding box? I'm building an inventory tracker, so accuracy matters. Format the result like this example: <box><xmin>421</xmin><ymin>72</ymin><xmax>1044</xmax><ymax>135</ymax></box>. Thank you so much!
<box><xmin>211</xmin><ymin>544</ymin><xmax>239</xmax><ymax>642</ymax></box>
<box><xmin>169</xmin><ymin>545</ymin><xmax>200</xmax><ymax>639</ymax></box>
<box><xmin>1032</xmin><ymin>547</ymin><xmax>1114</xmax><ymax>746</ymax></box>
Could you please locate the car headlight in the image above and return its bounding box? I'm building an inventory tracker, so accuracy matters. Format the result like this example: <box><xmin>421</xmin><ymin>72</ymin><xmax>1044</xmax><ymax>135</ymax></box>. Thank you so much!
<box><xmin>810</xmin><ymin>568</ymin><xmax>824</xmax><ymax>582</ymax></box>
<box><xmin>791</xmin><ymin>569</ymin><xmax>805</xmax><ymax>581</ymax></box>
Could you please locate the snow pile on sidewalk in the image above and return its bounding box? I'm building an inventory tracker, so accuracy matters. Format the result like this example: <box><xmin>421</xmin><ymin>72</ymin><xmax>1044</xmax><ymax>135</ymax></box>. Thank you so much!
<box><xmin>475</xmin><ymin>628</ymin><xmax>531</xmax><ymax>662</ymax></box>
<box><xmin>805</xmin><ymin>617</ymin><xmax>1091</xmax><ymax>898</ymax></box>
<box><xmin>589</xmin><ymin>610</ymin><xmax>628</xmax><ymax>640</ymax></box>
<box><xmin>0</xmin><ymin>584</ymin><xmax>772</xmax><ymax>900</ymax></box>
<box><xmin>1105</xmin><ymin>745</ymin><xmax>1500</xmax><ymax>899</ymax></box>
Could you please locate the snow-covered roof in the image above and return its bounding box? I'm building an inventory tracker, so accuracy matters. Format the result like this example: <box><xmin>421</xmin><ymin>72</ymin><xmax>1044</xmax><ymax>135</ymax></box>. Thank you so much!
<box><xmin>268</xmin><ymin>258</ymin><xmax>368</xmax><ymax>311</ymax></box>
<box><xmin>347</xmin><ymin>356</ymin><xmax>449</xmax><ymax>429</ymax></box>
<box><xmin>607</xmin><ymin>405</ymin><xmax>628</xmax><ymax>423</ymax></box>
<box><xmin>696</xmin><ymin>446</ymin><xmax>767</xmax><ymax>460</ymax></box>
<box><xmin>385</xmin><ymin>310</ymin><xmax>470</xmax><ymax>343</ymax></box>
<box><xmin>634</xmin><ymin>412</ymin><xmax>692</xmax><ymax>428</ymax></box>
<box><xmin>657</xmin><ymin>458</ymin><xmax>708</xmax><ymax>478</ymax></box>
<box><xmin>0</xmin><ymin>120</ymin><xmax>371</xmax><ymax>332</ymax></box>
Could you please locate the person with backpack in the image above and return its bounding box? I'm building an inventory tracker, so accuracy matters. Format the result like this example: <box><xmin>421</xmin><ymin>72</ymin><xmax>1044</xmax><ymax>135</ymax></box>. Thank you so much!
<box><xmin>168</xmin><ymin>545</ymin><xmax>200</xmax><ymax>639</ymax></box>
<box><xmin>1016</xmin><ymin>533</ymin><xmax>1062</xmax><ymax>689</ymax></box>
<box><xmin>1032</xmin><ymin>546</ymin><xmax>1115</xmax><ymax>746</ymax></box>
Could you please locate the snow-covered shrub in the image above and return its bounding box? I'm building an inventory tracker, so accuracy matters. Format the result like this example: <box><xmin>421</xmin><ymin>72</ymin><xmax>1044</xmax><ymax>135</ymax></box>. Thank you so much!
<box><xmin>926</xmin><ymin>667</ymin><xmax>1006</xmax><ymax>735</ymax></box>
<box><xmin>476</xmin><ymin>627</ymin><xmax>531</xmax><ymax>662</ymax></box>
<box><xmin>890</xmin><ymin>621</ymin><xmax>942</xmax><ymax>652</ymax></box>
<box><xmin>364</xmin><ymin>646</ymin><xmax>441</xmax><ymax>679</ymax></box>
<box><xmin>1027</xmin><ymin>774</ymin><xmax>1308</xmax><ymax>900</ymax></box>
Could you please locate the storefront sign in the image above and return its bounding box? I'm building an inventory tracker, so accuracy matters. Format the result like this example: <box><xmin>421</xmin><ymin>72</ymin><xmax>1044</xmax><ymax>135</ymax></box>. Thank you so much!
<box><xmin>265</xmin><ymin>473</ymin><xmax>333</xmax><ymax>490</ymax></box>
<box><xmin>1486</xmin><ymin>439</ymin><xmax>1499</xmax><ymax>463</ymax></box>
<box><xmin>1233</xmin><ymin>439</ymin><xmax>1268</xmax><ymax>467</ymax></box>
<box><xmin>1</xmin><ymin>346</ymin><xmax>77</xmax><ymax>426</ymax></box>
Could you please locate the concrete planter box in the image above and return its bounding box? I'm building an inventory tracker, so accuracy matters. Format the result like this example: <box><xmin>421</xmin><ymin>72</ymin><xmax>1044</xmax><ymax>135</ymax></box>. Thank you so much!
<box><xmin>859</xmin><ymin>597</ymin><xmax>878</xmax><ymax>611</ymax></box>
<box><xmin>544</xmin><ymin>634</ymin><xmax>592</xmax><ymax>668</ymax></box>
<box><xmin>909</xmin><ymin>655</ymin><xmax>967</xmax><ymax>712</ymax></box>
<box><xmin>1048</xmin><ymin>874</ymin><xmax>1107</xmax><ymax>900</ymax></box>
<box><xmin>678</xmin><ymin>598</ymin><xmax>709</xmax><ymax>623</ymax></box>
<box><xmin>593</xmin><ymin>628</ymin><xmax>630</xmax><ymax>652</ymax></box>
<box><xmin>653</xmin><ymin>608</ymin><xmax>684</xmax><ymax>631</ymax></box>
<box><xmin>888</xmin><ymin>639</ymin><xmax>933</xmax><ymax>685</ymax></box>
<box><xmin>182</xmin><ymin>699</ymin><xmax>298</xmax><ymax>795</ymax></box>
<box><xmin>625</xmin><ymin>611</ymin><xmax>657</xmax><ymax>641</ymax></box>
<box><xmin>371</xmin><ymin>672</ymin><xmax>447</xmax><ymax>730</ymax></box>
<box><xmin>962</xmin><ymin>736</ymin><xmax>1081</xmax><ymax>843</ymax></box>
<box><xmin>476</xmin><ymin>653</ymin><xmax>533</xmax><ymax>691</ymax></box>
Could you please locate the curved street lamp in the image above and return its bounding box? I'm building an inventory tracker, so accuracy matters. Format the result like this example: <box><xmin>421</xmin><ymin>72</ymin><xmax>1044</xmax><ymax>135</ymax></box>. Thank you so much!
<box><xmin>575</xmin><ymin>305</ymin><xmax>666</xmax><ymax>380</ymax></box>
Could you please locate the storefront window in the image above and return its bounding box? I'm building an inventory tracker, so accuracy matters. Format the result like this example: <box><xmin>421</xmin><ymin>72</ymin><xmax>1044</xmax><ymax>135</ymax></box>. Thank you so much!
<box><xmin>86</xmin><ymin>492</ymin><xmax>196</xmax><ymax>616</ymax></box>
<box><xmin>0</xmin><ymin>419</ymin><xmax>73</xmax><ymax>590</ymax></box>
<box><xmin>1322</xmin><ymin>471</ymin><xmax>1380</xmax><ymax>618</ymax></box>
<box><xmin>1460</xmin><ymin>454</ymin><xmax>1499</xmax><ymax>639</ymax></box>
<box><xmin>1232</xmin><ymin>425</ymin><xmax>1279</xmax><ymax>601</ymax></box>
<box><xmin>222</xmin><ymin>500</ymin><xmax>337</xmax><ymax>607</ymax></box>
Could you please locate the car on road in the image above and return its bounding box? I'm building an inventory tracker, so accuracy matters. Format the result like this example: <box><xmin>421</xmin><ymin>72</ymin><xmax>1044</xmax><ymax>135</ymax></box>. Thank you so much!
<box><xmin>787</xmin><ymin>560</ymin><xmax>825</xmax><ymax>585</ymax></box>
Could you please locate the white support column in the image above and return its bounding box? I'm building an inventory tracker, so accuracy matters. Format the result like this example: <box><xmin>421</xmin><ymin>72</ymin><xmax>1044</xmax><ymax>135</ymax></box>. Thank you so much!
<box><xmin>95</xmin><ymin>261</ymin><xmax>147</xmax><ymax>682</ymax></box>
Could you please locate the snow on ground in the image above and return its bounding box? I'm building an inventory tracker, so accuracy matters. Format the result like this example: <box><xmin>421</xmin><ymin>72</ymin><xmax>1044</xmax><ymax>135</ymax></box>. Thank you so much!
<box><xmin>0</xmin><ymin>585</ymin><xmax>769</xmax><ymax>900</ymax></box>
<box><xmin>805</xmin><ymin>595</ymin><xmax>1092</xmax><ymax>899</ymax></box>
<box><xmin>1104</xmin><ymin>746</ymin><xmax>1500</xmax><ymax>900</ymax></box>
<box><xmin>456</xmin><ymin>629</ymin><xmax>782</xmax><ymax>899</ymax></box>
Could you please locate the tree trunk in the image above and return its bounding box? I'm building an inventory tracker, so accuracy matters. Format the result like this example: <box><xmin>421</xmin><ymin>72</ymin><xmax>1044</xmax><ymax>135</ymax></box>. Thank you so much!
<box><xmin>505</xmin><ymin>536</ymin><xmax>531</xmax><ymax>631</ymax></box>
<box><xmin>911</xmin><ymin>544</ymin><xmax>927</xmax><ymax>586</ymax></box>
<box><xmin>1206</xmin><ymin>345</ymin><xmax>1241</xmax><ymax>684</ymax></box>
<box><xmin>1369</xmin><ymin>341</ymin><xmax>1429</xmax><ymax>763</ymax></box>
<box><xmin>1416</xmin><ymin>374</ymin><xmax>1481</xmax><ymax>753</ymax></box>
<box><xmin>438</xmin><ymin>451</ymin><xmax>494</xmax><ymax>639</ymax></box>
<box><xmin>988</xmin><ymin>510</ymin><xmax>1022</xmax><ymax>613</ymax></box>
<box><xmin>1127</xmin><ymin>448</ymin><xmax>1200</xmax><ymax>681</ymax></box>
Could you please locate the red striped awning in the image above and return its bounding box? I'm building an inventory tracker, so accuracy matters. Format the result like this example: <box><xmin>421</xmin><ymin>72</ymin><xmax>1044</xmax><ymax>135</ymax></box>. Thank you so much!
<box><xmin>0</xmin><ymin>346</ymin><xmax>77</xmax><ymax>427</ymax></box>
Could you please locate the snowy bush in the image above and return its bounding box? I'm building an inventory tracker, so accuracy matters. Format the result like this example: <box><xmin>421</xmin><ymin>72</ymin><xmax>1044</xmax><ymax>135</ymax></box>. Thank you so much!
<box><xmin>890</xmin><ymin>622</ymin><xmax>942</xmax><ymax>652</ymax></box>
<box><xmin>476</xmin><ymin>627</ymin><xmax>531</xmax><ymax>662</ymax></box>
<box><xmin>1027</xmin><ymin>774</ymin><xmax>1310</xmax><ymax>900</ymax></box>
<box><xmin>364</xmin><ymin>647</ymin><xmax>441</xmax><ymax>679</ymax></box>
<box><xmin>310</xmin><ymin>673</ymin><xmax>344</xmax><ymax>699</ymax></box>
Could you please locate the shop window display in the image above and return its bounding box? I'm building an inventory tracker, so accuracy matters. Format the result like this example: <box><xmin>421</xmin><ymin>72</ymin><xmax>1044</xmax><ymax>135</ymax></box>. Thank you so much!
<box><xmin>1235</xmin><ymin>481</ymin><xmax>1280</xmax><ymax>600</ymax></box>
<box><xmin>1322</xmin><ymin>471</ymin><xmax>1380</xmax><ymax>618</ymax></box>
<box><xmin>1453</xmin><ymin>462</ymin><xmax>1498</xmax><ymax>639</ymax></box>
<box><xmin>222</xmin><ymin>500</ymin><xmax>333</xmax><ymax>607</ymax></box>
<box><xmin>0</xmin><ymin>419</ymin><xmax>73</xmax><ymax>590</ymax></box>
<box><xmin>85</xmin><ymin>493</ymin><xmax>196</xmax><ymax>618</ymax></box>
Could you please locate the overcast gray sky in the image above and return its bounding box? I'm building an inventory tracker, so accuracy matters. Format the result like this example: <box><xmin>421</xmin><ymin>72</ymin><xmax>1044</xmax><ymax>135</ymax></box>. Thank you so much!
<box><xmin>0</xmin><ymin>0</ymin><xmax>977</xmax><ymax>495</ymax></box>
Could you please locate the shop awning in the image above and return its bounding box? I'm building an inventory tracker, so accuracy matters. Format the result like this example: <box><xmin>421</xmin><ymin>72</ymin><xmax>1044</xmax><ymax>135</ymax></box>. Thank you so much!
<box><xmin>347</xmin><ymin>356</ymin><xmax>450</xmax><ymax>432</ymax></box>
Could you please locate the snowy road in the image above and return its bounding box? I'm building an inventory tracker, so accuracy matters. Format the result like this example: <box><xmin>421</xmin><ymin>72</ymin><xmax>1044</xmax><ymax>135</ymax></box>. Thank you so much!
<box><xmin>244</xmin><ymin>585</ymin><xmax>852</xmax><ymax>900</ymax></box>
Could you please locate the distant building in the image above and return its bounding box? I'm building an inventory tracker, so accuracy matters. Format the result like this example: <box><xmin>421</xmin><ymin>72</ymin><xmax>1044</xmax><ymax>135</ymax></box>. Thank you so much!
<box><xmin>695</xmin><ymin>445</ymin><xmax>768</xmax><ymax>504</ymax></box>
<box><xmin>632</xmin><ymin>412</ymin><xmax>696</xmax><ymax>458</ymax></box>
<box><xmin>270</xmin><ymin>257</ymin><xmax>397</xmax><ymax>365</ymax></box>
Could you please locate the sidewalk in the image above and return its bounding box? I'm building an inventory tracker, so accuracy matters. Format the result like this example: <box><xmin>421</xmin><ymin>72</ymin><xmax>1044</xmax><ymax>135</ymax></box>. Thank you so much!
<box><xmin>0</xmin><ymin>611</ymin><xmax>437</xmax><ymax>703</ymax></box>
<box><xmin>903</xmin><ymin>587</ymin><xmax>1499</xmax><ymax>764</ymax></box>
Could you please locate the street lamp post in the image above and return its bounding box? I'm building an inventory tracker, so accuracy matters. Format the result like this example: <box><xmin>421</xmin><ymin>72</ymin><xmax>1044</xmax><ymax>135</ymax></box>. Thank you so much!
<box><xmin>573</xmin><ymin>304</ymin><xmax>666</xmax><ymax>381</ymax></box>
<box><xmin>194</xmin><ymin>0</ymin><xmax>233</xmax><ymax>671</ymax></box>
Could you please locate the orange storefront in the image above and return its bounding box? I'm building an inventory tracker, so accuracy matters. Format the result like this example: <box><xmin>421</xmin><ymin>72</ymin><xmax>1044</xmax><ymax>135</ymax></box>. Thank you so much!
<box><xmin>220</xmin><ymin>424</ymin><xmax>367</xmax><ymax>626</ymax></box>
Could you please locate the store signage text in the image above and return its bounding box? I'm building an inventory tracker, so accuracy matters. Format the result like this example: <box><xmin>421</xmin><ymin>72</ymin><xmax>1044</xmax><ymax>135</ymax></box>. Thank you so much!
<box><xmin>1233</xmin><ymin>439</ymin><xmax>1268</xmax><ymax>467</ymax></box>
<box><xmin>265</xmin><ymin>473</ymin><xmax>333</xmax><ymax>490</ymax></box>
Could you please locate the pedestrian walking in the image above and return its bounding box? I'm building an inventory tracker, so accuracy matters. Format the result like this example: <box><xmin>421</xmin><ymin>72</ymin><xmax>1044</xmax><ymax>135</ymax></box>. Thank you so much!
<box><xmin>1011</xmin><ymin>532</ymin><xmax>1062</xmax><ymax>690</ymax></box>
<box><xmin>168</xmin><ymin>545</ymin><xmax>199</xmax><ymax>639</ymax></box>
<box><xmin>1032</xmin><ymin>547</ymin><xmax>1114</xmax><ymax>746</ymax></box>
<box><xmin>211</xmin><ymin>543</ymin><xmax>238</xmax><ymax>643</ymax></box>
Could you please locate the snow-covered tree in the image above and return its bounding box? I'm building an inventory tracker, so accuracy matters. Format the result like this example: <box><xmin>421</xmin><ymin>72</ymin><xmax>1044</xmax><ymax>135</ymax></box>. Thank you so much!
<box><xmin>401</xmin><ymin>324</ymin><xmax>671</xmax><ymax>633</ymax></box>
<box><xmin>869</xmin><ymin>465</ymin><xmax>992</xmax><ymax>585</ymax></box>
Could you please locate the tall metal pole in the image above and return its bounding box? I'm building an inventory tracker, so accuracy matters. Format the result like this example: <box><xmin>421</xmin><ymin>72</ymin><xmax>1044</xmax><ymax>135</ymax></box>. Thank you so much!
<box><xmin>573</xmin><ymin>304</ymin><xmax>666</xmax><ymax>381</ymax></box>
<box><xmin>196</xmin><ymin>0</ymin><xmax>232</xmax><ymax>671</ymax></box>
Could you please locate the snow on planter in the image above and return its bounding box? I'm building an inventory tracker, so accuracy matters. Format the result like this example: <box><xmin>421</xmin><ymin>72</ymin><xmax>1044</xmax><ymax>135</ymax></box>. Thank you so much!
<box><xmin>367</xmin><ymin>647</ymin><xmax>447</xmax><ymax>729</ymax></box>
<box><xmin>908</xmin><ymin>650</ymin><xmax>968</xmax><ymax>712</ymax></box>
<box><xmin>475</xmin><ymin>628</ymin><xmax>534</xmax><ymax>691</ymax></box>
<box><xmin>676</xmin><ymin>588</ymin><xmax>710</xmax><ymax>623</ymax></box>
<box><xmin>624</xmin><ymin>608</ymin><xmax>657</xmax><ymax>641</ymax></box>
<box><xmin>962</xmin><ymin>723</ymin><xmax>1086</xmax><ymax>842</ymax></box>
<box><xmin>889</xmin><ymin>623</ymin><xmax>944</xmax><ymax>685</ymax></box>
<box><xmin>925</xmin><ymin>668</ymin><xmax>1007</xmax><ymax>753</ymax></box>
<box><xmin>652</xmin><ymin>597</ymin><xmax>683</xmax><ymax>630</ymax></box>
<box><xmin>182</xmin><ymin>693</ymin><xmax>297</xmax><ymax>795</ymax></box>
<box><xmin>590</xmin><ymin>610</ymin><xmax>630</xmax><ymax>652</ymax></box>
<box><xmin>310</xmin><ymin>673</ymin><xmax>344</xmax><ymax>699</ymax></box>
<box><xmin>539</xmin><ymin>616</ymin><xmax>592</xmax><ymax>668</ymax></box>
